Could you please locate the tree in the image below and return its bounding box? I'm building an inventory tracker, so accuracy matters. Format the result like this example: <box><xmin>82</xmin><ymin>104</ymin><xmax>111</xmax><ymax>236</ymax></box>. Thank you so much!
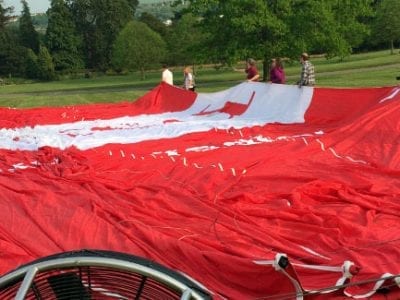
<box><xmin>36</xmin><ymin>45</ymin><xmax>56</xmax><ymax>80</ymax></box>
<box><xmin>112</xmin><ymin>20</ymin><xmax>166</xmax><ymax>79</ymax></box>
<box><xmin>139</xmin><ymin>12</ymin><xmax>167</xmax><ymax>37</ymax></box>
<box><xmin>165</xmin><ymin>13</ymin><xmax>206</xmax><ymax>66</ymax></box>
<box><xmin>373</xmin><ymin>0</ymin><xmax>400</xmax><ymax>54</ymax></box>
<box><xmin>331</xmin><ymin>0</ymin><xmax>373</xmax><ymax>57</ymax></box>
<box><xmin>24</xmin><ymin>48</ymin><xmax>39</xmax><ymax>78</ymax></box>
<box><xmin>186</xmin><ymin>0</ymin><xmax>291</xmax><ymax>78</ymax></box>
<box><xmin>185</xmin><ymin>0</ymin><xmax>373</xmax><ymax>79</ymax></box>
<box><xmin>46</xmin><ymin>0</ymin><xmax>83</xmax><ymax>72</ymax></box>
<box><xmin>19</xmin><ymin>0</ymin><xmax>40</xmax><ymax>53</ymax></box>
<box><xmin>0</xmin><ymin>0</ymin><xmax>13</xmax><ymax>30</ymax></box>
<box><xmin>0</xmin><ymin>2</ymin><xmax>27</xmax><ymax>77</ymax></box>
<box><xmin>68</xmin><ymin>0</ymin><xmax>135</xmax><ymax>70</ymax></box>
<box><xmin>187</xmin><ymin>2</ymin><xmax>280</xmax><ymax>60</ymax></box>
<box><xmin>285</xmin><ymin>0</ymin><xmax>372</xmax><ymax>59</ymax></box>
<box><xmin>0</xmin><ymin>28</ymin><xmax>27</xmax><ymax>77</ymax></box>
<box><xmin>126</xmin><ymin>0</ymin><xmax>139</xmax><ymax>13</ymax></box>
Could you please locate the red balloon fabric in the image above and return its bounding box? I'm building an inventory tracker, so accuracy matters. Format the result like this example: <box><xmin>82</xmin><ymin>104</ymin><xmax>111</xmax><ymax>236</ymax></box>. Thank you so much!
<box><xmin>0</xmin><ymin>82</ymin><xmax>400</xmax><ymax>299</ymax></box>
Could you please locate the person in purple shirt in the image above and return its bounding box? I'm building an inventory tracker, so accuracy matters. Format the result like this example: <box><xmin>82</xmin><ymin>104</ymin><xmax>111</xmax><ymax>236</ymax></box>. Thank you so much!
<box><xmin>269</xmin><ymin>58</ymin><xmax>286</xmax><ymax>84</ymax></box>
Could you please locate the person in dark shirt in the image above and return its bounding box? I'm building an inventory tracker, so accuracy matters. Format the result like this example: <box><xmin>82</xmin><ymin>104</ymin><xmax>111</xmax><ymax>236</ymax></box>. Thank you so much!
<box><xmin>245</xmin><ymin>58</ymin><xmax>260</xmax><ymax>82</ymax></box>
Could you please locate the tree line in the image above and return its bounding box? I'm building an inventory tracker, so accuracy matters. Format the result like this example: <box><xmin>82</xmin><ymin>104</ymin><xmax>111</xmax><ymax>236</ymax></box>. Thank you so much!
<box><xmin>0</xmin><ymin>0</ymin><xmax>399</xmax><ymax>81</ymax></box>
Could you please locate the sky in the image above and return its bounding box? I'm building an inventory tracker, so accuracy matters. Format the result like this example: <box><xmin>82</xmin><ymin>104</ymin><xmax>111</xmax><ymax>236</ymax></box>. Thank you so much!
<box><xmin>3</xmin><ymin>0</ymin><xmax>50</xmax><ymax>14</ymax></box>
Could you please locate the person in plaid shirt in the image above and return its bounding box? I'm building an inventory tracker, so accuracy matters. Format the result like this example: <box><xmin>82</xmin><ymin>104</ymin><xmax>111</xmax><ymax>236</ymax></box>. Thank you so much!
<box><xmin>298</xmin><ymin>52</ymin><xmax>315</xmax><ymax>87</ymax></box>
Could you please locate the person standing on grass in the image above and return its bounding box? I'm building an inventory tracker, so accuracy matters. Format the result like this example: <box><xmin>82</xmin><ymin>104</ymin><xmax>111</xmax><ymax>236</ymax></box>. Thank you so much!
<box><xmin>245</xmin><ymin>58</ymin><xmax>260</xmax><ymax>82</ymax></box>
<box><xmin>161</xmin><ymin>64</ymin><xmax>173</xmax><ymax>85</ymax></box>
<box><xmin>297</xmin><ymin>52</ymin><xmax>315</xmax><ymax>87</ymax></box>
<box><xmin>183</xmin><ymin>67</ymin><xmax>195</xmax><ymax>91</ymax></box>
<box><xmin>269</xmin><ymin>58</ymin><xmax>286</xmax><ymax>84</ymax></box>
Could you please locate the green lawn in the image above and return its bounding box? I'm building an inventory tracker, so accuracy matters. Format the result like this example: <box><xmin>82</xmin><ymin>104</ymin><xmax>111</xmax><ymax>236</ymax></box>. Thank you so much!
<box><xmin>0</xmin><ymin>50</ymin><xmax>399</xmax><ymax>108</ymax></box>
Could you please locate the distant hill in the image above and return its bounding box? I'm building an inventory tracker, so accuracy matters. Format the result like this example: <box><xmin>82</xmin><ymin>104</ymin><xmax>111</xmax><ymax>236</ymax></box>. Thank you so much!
<box><xmin>7</xmin><ymin>13</ymin><xmax>48</xmax><ymax>34</ymax></box>
<box><xmin>8</xmin><ymin>1</ymin><xmax>183</xmax><ymax>29</ymax></box>
<box><xmin>140</xmin><ymin>0</ymin><xmax>176</xmax><ymax>4</ymax></box>
<box><xmin>137</xmin><ymin>0</ymin><xmax>186</xmax><ymax>21</ymax></box>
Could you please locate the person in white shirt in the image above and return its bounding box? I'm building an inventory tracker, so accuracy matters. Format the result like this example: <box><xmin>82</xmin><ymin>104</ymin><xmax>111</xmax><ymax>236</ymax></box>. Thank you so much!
<box><xmin>161</xmin><ymin>64</ymin><xmax>173</xmax><ymax>85</ymax></box>
<box><xmin>183</xmin><ymin>66</ymin><xmax>195</xmax><ymax>91</ymax></box>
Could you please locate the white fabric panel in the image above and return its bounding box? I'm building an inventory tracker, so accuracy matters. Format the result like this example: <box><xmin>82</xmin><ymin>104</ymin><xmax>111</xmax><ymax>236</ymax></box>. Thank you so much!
<box><xmin>0</xmin><ymin>83</ymin><xmax>314</xmax><ymax>151</ymax></box>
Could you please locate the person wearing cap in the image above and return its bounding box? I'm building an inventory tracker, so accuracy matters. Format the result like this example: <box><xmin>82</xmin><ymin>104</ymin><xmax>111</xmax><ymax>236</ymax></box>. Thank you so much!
<box><xmin>297</xmin><ymin>53</ymin><xmax>315</xmax><ymax>87</ymax></box>
<box><xmin>161</xmin><ymin>64</ymin><xmax>173</xmax><ymax>85</ymax></box>
<box><xmin>245</xmin><ymin>58</ymin><xmax>260</xmax><ymax>82</ymax></box>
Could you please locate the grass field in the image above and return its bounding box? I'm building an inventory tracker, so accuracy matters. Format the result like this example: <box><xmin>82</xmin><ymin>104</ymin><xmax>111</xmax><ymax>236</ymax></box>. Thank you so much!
<box><xmin>0</xmin><ymin>50</ymin><xmax>399</xmax><ymax>108</ymax></box>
